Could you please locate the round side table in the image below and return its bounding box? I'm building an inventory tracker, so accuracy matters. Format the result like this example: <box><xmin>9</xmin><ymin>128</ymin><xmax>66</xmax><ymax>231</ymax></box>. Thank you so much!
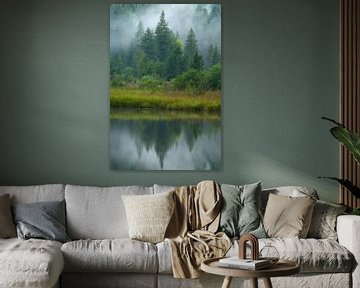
<box><xmin>201</xmin><ymin>257</ymin><xmax>300</xmax><ymax>288</ymax></box>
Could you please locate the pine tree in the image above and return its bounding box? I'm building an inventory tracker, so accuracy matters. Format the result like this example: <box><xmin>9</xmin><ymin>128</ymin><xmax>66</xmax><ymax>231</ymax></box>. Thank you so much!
<box><xmin>127</xmin><ymin>21</ymin><xmax>145</xmax><ymax>67</ymax></box>
<box><xmin>184</xmin><ymin>28</ymin><xmax>200</xmax><ymax>70</ymax></box>
<box><xmin>166</xmin><ymin>38</ymin><xmax>185</xmax><ymax>79</ymax></box>
<box><xmin>155</xmin><ymin>11</ymin><xmax>171</xmax><ymax>62</ymax></box>
<box><xmin>207</xmin><ymin>44</ymin><xmax>221</xmax><ymax>67</ymax></box>
<box><xmin>141</xmin><ymin>28</ymin><xmax>156</xmax><ymax>59</ymax></box>
<box><xmin>190</xmin><ymin>52</ymin><xmax>204</xmax><ymax>70</ymax></box>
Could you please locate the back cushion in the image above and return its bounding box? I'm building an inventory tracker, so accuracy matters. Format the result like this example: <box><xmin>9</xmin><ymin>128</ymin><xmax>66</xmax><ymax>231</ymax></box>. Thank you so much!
<box><xmin>65</xmin><ymin>185</ymin><xmax>153</xmax><ymax>239</ymax></box>
<box><xmin>153</xmin><ymin>184</ymin><xmax>176</xmax><ymax>194</ymax></box>
<box><xmin>261</xmin><ymin>186</ymin><xmax>319</xmax><ymax>213</ymax></box>
<box><xmin>0</xmin><ymin>184</ymin><xmax>65</xmax><ymax>204</ymax></box>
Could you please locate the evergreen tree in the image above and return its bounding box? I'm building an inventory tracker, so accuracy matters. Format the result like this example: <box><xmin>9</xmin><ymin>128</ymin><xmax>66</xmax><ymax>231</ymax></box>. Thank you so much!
<box><xmin>141</xmin><ymin>28</ymin><xmax>156</xmax><ymax>59</ymax></box>
<box><xmin>207</xmin><ymin>44</ymin><xmax>221</xmax><ymax>67</ymax></box>
<box><xmin>127</xmin><ymin>21</ymin><xmax>145</xmax><ymax>67</ymax></box>
<box><xmin>165</xmin><ymin>38</ymin><xmax>185</xmax><ymax>80</ymax></box>
<box><xmin>155</xmin><ymin>11</ymin><xmax>171</xmax><ymax>62</ymax></box>
<box><xmin>184</xmin><ymin>28</ymin><xmax>200</xmax><ymax>69</ymax></box>
<box><xmin>190</xmin><ymin>52</ymin><xmax>204</xmax><ymax>70</ymax></box>
<box><xmin>134</xmin><ymin>21</ymin><xmax>144</xmax><ymax>47</ymax></box>
<box><xmin>209</xmin><ymin>4</ymin><xmax>221</xmax><ymax>23</ymax></box>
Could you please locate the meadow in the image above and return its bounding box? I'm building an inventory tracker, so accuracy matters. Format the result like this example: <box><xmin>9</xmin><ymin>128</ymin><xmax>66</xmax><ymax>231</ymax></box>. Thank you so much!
<box><xmin>110</xmin><ymin>87</ymin><xmax>221</xmax><ymax>114</ymax></box>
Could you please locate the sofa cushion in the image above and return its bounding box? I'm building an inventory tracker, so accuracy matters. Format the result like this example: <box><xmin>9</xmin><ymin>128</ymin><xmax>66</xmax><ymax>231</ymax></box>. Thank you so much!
<box><xmin>232</xmin><ymin>238</ymin><xmax>353</xmax><ymax>273</ymax></box>
<box><xmin>153</xmin><ymin>184</ymin><xmax>176</xmax><ymax>194</ymax></box>
<box><xmin>263</xmin><ymin>193</ymin><xmax>316</xmax><ymax>238</ymax></box>
<box><xmin>122</xmin><ymin>191</ymin><xmax>175</xmax><ymax>243</ymax></box>
<box><xmin>158</xmin><ymin>237</ymin><xmax>353</xmax><ymax>274</ymax></box>
<box><xmin>0</xmin><ymin>184</ymin><xmax>65</xmax><ymax>204</ymax></box>
<box><xmin>0</xmin><ymin>194</ymin><xmax>16</xmax><ymax>238</ymax></box>
<box><xmin>61</xmin><ymin>239</ymin><xmax>158</xmax><ymax>273</ymax></box>
<box><xmin>12</xmin><ymin>200</ymin><xmax>70</xmax><ymax>243</ymax></box>
<box><xmin>0</xmin><ymin>238</ymin><xmax>64</xmax><ymax>288</ymax></box>
<box><xmin>261</xmin><ymin>186</ymin><xmax>319</xmax><ymax>213</ymax></box>
<box><xmin>218</xmin><ymin>182</ymin><xmax>266</xmax><ymax>238</ymax></box>
<box><xmin>261</xmin><ymin>238</ymin><xmax>353</xmax><ymax>273</ymax></box>
<box><xmin>307</xmin><ymin>200</ymin><xmax>347</xmax><ymax>240</ymax></box>
<box><xmin>65</xmin><ymin>185</ymin><xmax>153</xmax><ymax>239</ymax></box>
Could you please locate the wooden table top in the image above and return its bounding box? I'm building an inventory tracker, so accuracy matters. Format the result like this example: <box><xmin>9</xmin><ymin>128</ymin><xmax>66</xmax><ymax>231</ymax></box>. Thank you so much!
<box><xmin>201</xmin><ymin>257</ymin><xmax>300</xmax><ymax>278</ymax></box>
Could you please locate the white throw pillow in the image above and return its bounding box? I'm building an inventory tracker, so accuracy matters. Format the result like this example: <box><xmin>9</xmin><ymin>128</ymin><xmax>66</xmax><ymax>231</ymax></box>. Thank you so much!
<box><xmin>122</xmin><ymin>191</ymin><xmax>175</xmax><ymax>243</ymax></box>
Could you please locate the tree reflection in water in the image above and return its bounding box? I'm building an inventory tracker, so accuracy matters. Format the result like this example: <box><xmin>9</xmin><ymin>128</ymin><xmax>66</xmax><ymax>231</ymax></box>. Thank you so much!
<box><xmin>110</xmin><ymin>117</ymin><xmax>221</xmax><ymax>170</ymax></box>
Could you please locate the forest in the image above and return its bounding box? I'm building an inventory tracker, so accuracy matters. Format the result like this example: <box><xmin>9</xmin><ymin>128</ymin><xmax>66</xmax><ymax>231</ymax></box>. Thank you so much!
<box><xmin>110</xmin><ymin>4</ymin><xmax>221</xmax><ymax>113</ymax></box>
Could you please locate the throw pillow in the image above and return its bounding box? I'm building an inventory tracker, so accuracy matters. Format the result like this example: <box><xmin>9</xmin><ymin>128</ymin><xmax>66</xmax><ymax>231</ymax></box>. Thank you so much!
<box><xmin>122</xmin><ymin>190</ymin><xmax>175</xmax><ymax>243</ymax></box>
<box><xmin>218</xmin><ymin>182</ymin><xmax>266</xmax><ymax>238</ymax></box>
<box><xmin>263</xmin><ymin>193</ymin><xmax>316</xmax><ymax>238</ymax></box>
<box><xmin>0</xmin><ymin>194</ymin><xmax>17</xmax><ymax>238</ymax></box>
<box><xmin>307</xmin><ymin>200</ymin><xmax>347</xmax><ymax>240</ymax></box>
<box><xmin>12</xmin><ymin>200</ymin><xmax>70</xmax><ymax>243</ymax></box>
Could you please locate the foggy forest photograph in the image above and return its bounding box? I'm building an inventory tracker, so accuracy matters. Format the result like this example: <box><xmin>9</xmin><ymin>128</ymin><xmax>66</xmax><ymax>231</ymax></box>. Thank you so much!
<box><xmin>110</xmin><ymin>4</ymin><xmax>222</xmax><ymax>170</ymax></box>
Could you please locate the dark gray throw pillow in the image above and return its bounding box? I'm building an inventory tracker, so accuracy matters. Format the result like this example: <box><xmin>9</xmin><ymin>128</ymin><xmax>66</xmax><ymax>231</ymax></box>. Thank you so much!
<box><xmin>218</xmin><ymin>182</ymin><xmax>266</xmax><ymax>238</ymax></box>
<box><xmin>12</xmin><ymin>200</ymin><xmax>70</xmax><ymax>243</ymax></box>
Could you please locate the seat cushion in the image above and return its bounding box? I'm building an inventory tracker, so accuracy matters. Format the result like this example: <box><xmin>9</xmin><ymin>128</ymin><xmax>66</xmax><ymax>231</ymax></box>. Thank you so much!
<box><xmin>61</xmin><ymin>239</ymin><xmax>158</xmax><ymax>273</ymax></box>
<box><xmin>228</xmin><ymin>238</ymin><xmax>354</xmax><ymax>273</ymax></box>
<box><xmin>157</xmin><ymin>238</ymin><xmax>353</xmax><ymax>274</ymax></box>
<box><xmin>0</xmin><ymin>238</ymin><xmax>64</xmax><ymax>288</ymax></box>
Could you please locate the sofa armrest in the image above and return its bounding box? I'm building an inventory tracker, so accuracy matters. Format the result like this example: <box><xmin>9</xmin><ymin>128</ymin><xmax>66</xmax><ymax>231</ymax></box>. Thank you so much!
<box><xmin>337</xmin><ymin>215</ymin><xmax>360</xmax><ymax>288</ymax></box>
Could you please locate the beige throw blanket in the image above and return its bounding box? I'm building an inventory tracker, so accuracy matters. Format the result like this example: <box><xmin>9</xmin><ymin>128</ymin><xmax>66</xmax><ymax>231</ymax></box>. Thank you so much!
<box><xmin>165</xmin><ymin>181</ymin><xmax>231</xmax><ymax>279</ymax></box>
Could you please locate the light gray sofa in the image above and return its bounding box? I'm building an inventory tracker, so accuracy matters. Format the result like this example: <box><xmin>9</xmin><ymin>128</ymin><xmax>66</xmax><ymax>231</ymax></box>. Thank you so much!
<box><xmin>0</xmin><ymin>184</ymin><xmax>359</xmax><ymax>288</ymax></box>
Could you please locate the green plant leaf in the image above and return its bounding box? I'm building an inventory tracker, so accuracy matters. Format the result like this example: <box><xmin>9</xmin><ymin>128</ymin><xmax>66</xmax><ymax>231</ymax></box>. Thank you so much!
<box><xmin>330</xmin><ymin>127</ymin><xmax>360</xmax><ymax>165</ymax></box>
<box><xmin>351</xmin><ymin>208</ymin><xmax>360</xmax><ymax>215</ymax></box>
<box><xmin>318</xmin><ymin>177</ymin><xmax>360</xmax><ymax>198</ymax></box>
<box><xmin>322</xmin><ymin>117</ymin><xmax>360</xmax><ymax>165</ymax></box>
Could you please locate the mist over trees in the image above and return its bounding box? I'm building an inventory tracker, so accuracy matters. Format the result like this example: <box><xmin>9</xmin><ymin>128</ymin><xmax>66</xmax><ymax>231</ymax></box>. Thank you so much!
<box><xmin>110</xmin><ymin>4</ymin><xmax>221</xmax><ymax>92</ymax></box>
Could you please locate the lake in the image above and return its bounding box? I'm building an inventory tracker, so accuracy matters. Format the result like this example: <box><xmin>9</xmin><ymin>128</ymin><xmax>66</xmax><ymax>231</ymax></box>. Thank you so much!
<box><xmin>110</xmin><ymin>111</ymin><xmax>221</xmax><ymax>170</ymax></box>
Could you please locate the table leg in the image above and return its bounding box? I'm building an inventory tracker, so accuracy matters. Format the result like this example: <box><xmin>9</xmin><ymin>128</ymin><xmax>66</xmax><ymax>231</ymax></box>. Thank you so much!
<box><xmin>251</xmin><ymin>278</ymin><xmax>258</xmax><ymax>288</ymax></box>
<box><xmin>263</xmin><ymin>277</ymin><xmax>273</xmax><ymax>288</ymax></box>
<box><xmin>221</xmin><ymin>276</ymin><xmax>232</xmax><ymax>288</ymax></box>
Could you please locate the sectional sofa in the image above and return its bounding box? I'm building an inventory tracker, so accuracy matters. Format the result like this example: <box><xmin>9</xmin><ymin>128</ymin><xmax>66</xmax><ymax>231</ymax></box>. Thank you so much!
<box><xmin>0</xmin><ymin>183</ymin><xmax>359</xmax><ymax>288</ymax></box>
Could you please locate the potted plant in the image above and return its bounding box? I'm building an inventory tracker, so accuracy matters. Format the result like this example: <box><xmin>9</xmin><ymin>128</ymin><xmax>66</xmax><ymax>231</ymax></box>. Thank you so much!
<box><xmin>320</xmin><ymin>117</ymin><xmax>360</xmax><ymax>215</ymax></box>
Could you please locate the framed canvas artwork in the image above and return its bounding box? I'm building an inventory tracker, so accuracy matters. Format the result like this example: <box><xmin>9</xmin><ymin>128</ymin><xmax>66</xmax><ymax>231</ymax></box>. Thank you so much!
<box><xmin>110</xmin><ymin>4</ymin><xmax>222</xmax><ymax>170</ymax></box>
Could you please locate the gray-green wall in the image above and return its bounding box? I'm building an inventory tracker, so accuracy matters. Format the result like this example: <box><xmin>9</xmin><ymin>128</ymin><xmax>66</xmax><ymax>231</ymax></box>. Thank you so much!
<box><xmin>0</xmin><ymin>0</ymin><xmax>340</xmax><ymax>202</ymax></box>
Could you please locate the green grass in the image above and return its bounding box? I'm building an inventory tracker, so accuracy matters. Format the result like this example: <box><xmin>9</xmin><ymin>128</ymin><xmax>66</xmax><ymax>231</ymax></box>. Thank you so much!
<box><xmin>110</xmin><ymin>108</ymin><xmax>221</xmax><ymax>121</ymax></box>
<box><xmin>110</xmin><ymin>87</ymin><xmax>221</xmax><ymax>113</ymax></box>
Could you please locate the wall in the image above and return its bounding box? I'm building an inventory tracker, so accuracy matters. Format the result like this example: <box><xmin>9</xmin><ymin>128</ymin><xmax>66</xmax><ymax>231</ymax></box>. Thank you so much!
<box><xmin>0</xmin><ymin>0</ymin><xmax>339</xmax><ymax>202</ymax></box>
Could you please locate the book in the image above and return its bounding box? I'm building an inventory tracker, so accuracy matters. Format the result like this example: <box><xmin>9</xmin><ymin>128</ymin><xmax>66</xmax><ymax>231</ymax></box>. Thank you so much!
<box><xmin>218</xmin><ymin>257</ymin><xmax>271</xmax><ymax>270</ymax></box>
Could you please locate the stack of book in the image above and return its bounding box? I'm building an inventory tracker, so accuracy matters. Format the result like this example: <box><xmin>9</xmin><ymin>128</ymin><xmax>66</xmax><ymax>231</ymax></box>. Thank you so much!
<box><xmin>218</xmin><ymin>257</ymin><xmax>271</xmax><ymax>270</ymax></box>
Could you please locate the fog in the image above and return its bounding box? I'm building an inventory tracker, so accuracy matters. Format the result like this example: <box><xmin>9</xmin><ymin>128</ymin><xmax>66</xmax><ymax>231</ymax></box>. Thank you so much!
<box><xmin>110</xmin><ymin>4</ymin><xmax>221</xmax><ymax>57</ymax></box>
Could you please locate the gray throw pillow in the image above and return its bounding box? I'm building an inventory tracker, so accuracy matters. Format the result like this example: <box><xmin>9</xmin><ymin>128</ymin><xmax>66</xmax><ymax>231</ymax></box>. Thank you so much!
<box><xmin>12</xmin><ymin>200</ymin><xmax>70</xmax><ymax>243</ymax></box>
<box><xmin>218</xmin><ymin>182</ymin><xmax>266</xmax><ymax>238</ymax></box>
<box><xmin>0</xmin><ymin>194</ymin><xmax>17</xmax><ymax>238</ymax></box>
<box><xmin>307</xmin><ymin>200</ymin><xmax>347</xmax><ymax>240</ymax></box>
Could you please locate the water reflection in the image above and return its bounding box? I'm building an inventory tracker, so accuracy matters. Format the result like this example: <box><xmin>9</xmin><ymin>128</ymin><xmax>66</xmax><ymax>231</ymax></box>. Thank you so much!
<box><xmin>110</xmin><ymin>116</ymin><xmax>221</xmax><ymax>170</ymax></box>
